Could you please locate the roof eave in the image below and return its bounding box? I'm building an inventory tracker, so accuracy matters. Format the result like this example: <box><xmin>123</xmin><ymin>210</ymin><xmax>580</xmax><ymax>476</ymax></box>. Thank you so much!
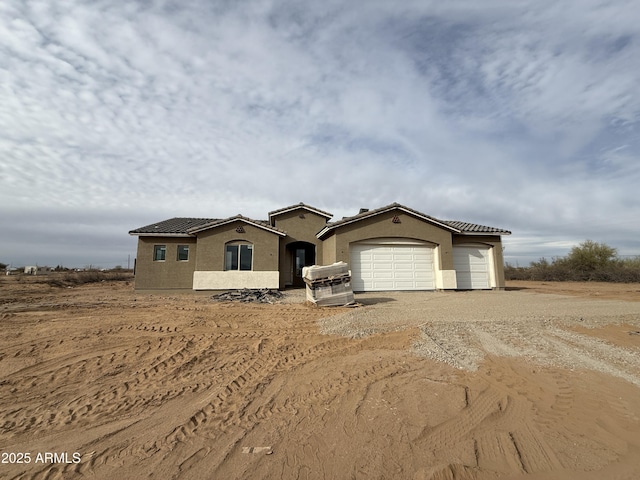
<box><xmin>316</xmin><ymin>226</ymin><xmax>331</xmax><ymax>239</ymax></box>
<box><xmin>456</xmin><ymin>231</ymin><xmax>511</xmax><ymax>236</ymax></box>
<box><xmin>129</xmin><ymin>232</ymin><xmax>195</xmax><ymax>237</ymax></box>
<box><xmin>318</xmin><ymin>205</ymin><xmax>461</xmax><ymax>237</ymax></box>
<box><xmin>268</xmin><ymin>205</ymin><xmax>333</xmax><ymax>222</ymax></box>
<box><xmin>188</xmin><ymin>217</ymin><xmax>287</xmax><ymax>236</ymax></box>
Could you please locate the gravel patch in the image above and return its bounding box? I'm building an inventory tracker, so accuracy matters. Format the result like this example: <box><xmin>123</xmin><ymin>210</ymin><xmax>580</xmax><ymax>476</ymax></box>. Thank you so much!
<box><xmin>318</xmin><ymin>290</ymin><xmax>640</xmax><ymax>384</ymax></box>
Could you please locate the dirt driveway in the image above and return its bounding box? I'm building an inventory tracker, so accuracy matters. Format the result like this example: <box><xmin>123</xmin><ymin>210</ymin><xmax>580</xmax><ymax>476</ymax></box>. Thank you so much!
<box><xmin>322</xmin><ymin>284</ymin><xmax>640</xmax><ymax>379</ymax></box>
<box><xmin>1</xmin><ymin>278</ymin><xmax>639</xmax><ymax>480</ymax></box>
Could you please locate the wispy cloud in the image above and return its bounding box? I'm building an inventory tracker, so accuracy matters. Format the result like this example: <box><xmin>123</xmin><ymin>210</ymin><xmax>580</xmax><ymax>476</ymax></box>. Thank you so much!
<box><xmin>1</xmin><ymin>0</ymin><xmax>639</xmax><ymax>266</ymax></box>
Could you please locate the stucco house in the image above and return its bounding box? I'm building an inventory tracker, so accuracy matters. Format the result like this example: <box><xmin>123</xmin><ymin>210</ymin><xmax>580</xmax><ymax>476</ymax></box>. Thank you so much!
<box><xmin>129</xmin><ymin>202</ymin><xmax>511</xmax><ymax>291</ymax></box>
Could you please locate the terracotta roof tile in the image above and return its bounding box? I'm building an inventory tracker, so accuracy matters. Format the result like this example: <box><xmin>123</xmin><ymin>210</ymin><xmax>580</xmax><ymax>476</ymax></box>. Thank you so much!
<box><xmin>443</xmin><ymin>221</ymin><xmax>511</xmax><ymax>234</ymax></box>
<box><xmin>129</xmin><ymin>218</ymin><xmax>216</xmax><ymax>235</ymax></box>
<box><xmin>130</xmin><ymin>206</ymin><xmax>511</xmax><ymax>238</ymax></box>
<box><xmin>268</xmin><ymin>202</ymin><xmax>333</xmax><ymax>219</ymax></box>
<box><xmin>318</xmin><ymin>203</ymin><xmax>510</xmax><ymax>237</ymax></box>
<box><xmin>187</xmin><ymin>215</ymin><xmax>287</xmax><ymax>236</ymax></box>
<box><xmin>318</xmin><ymin>203</ymin><xmax>457</xmax><ymax>236</ymax></box>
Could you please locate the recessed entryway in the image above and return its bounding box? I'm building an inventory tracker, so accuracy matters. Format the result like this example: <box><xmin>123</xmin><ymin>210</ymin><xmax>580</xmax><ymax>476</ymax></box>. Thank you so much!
<box><xmin>287</xmin><ymin>241</ymin><xmax>316</xmax><ymax>287</ymax></box>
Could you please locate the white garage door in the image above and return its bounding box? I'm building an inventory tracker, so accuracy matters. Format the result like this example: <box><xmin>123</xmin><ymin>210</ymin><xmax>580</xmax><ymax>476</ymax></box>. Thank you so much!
<box><xmin>453</xmin><ymin>246</ymin><xmax>492</xmax><ymax>289</ymax></box>
<box><xmin>350</xmin><ymin>243</ymin><xmax>435</xmax><ymax>291</ymax></box>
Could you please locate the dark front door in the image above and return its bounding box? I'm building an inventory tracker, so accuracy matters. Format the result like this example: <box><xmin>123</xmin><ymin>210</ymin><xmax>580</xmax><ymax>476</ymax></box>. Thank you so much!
<box><xmin>290</xmin><ymin>242</ymin><xmax>315</xmax><ymax>287</ymax></box>
<box><xmin>295</xmin><ymin>248</ymin><xmax>306</xmax><ymax>279</ymax></box>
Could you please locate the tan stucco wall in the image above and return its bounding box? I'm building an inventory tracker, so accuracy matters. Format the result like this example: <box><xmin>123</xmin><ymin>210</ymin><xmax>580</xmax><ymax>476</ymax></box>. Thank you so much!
<box><xmin>272</xmin><ymin>209</ymin><xmax>328</xmax><ymax>247</ymax></box>
<box><xmin>326</xmin><ymin>211</ymin><xmax>455</xmax><ymax>270</ymax></box>
<box><xmin>452</xmin><ymin>235</ymin><xmax>506</xmax><ymax>289</ymax></box>
<box><xmin>134</xmin><ymin>237</ymin><xmax>197</xmax><ymax>289</ymax></box>
<box><xmin>133</xmin><ymin>213</ymin><xmax>507</xmax><ymax>291</ymax></box>
<box><xmin>272</xmin><ymin>208</ymin><xmax>328</xmax><ymax>288</ymax></box>
<box><xmin>194</xmin><ymin>221</ymin><xmax>280</xmax><ymax>272</ymax></box>
<box><xmin>321</xmin><ymin>234</ymin><xmax>337</xmax><ymax>265</ymax></box>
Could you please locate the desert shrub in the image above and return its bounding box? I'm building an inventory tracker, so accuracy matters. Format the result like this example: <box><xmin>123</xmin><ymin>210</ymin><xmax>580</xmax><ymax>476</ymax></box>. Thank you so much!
<box><xmin>503</xmin><ymin>263</ymin><xmax>529</xmax><ymax>281</ymax></box>
<box><xmin>505</xmin><ymin>241</ymin><xmax>640</xmax><ymax>283</ymax></box>
<box><xmin>563</xmin><ymin>240</ymin><xmax>618</xmax><ymax>273</ymax></box>
<box><xmin>47</xmin><ymin>271</ymin><xmax>134</xmax><ymax>287</ymax></box>
<box><xmin>622</xmin><ymin>257</ymin><xmax>640</xmax><ymax>269</ymax></box>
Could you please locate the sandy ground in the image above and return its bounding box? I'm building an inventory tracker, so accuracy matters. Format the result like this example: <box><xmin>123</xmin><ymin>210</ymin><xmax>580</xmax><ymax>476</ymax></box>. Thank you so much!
<box><xmin>1</xmin><ymin>278</ymin><xmax>639</xmax><ymax>480</ymax></box>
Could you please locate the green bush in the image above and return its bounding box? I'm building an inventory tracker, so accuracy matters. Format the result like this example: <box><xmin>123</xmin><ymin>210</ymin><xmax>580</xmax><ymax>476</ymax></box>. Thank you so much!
<box><xmin>563</xmin><ymin>240</ymin><xmax>618</xmax><ymax>272</ymax></box>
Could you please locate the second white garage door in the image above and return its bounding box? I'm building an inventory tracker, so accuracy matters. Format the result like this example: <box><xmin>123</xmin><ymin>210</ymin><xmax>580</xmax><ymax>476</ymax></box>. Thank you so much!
<box><xmin>350</xmin><ymin>243</ymin><xmax>435</xmax><ymax>291</ymax></box>
<box><xmin>453</xmin><ymin>245</ymin><xmax>492</xmax><ymax>289</ymax></box>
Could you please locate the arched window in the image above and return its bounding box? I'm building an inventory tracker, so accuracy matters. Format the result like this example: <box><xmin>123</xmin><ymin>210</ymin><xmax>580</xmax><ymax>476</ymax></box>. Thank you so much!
<box><xmin>225</xmin><ymin>242</ymin><xmax>253</xmax><ymax>271</ymax></box>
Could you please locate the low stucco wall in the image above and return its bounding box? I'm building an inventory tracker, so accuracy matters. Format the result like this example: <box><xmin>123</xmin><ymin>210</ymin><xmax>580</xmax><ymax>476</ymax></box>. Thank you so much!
<box><xmin>193</xmin><ymin>271</ymin><xmax>280</xmax><ymax>290</ymax></box>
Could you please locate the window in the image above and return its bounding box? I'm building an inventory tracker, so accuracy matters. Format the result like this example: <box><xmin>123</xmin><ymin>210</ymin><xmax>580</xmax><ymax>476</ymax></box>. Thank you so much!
<box><xmin>225</xmin><ymin>243</ymin><xmax>253</xmax><ymax>271</ymax></box>
<box><xmin>177</xmin><ymin>245</ymin><xmax>189</xmax><ymax>261</ymax></box>
<box><xmin>153</xmin><ymin>245</ymin><xmax>166</xmax><ymax>261</ymax></box>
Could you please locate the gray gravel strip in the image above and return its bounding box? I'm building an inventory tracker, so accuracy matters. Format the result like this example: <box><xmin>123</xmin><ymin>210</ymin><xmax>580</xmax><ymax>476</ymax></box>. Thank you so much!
<box><xmin>318</xmin><ymin>290</ymin><xmax>640</xmax><ymax>384</ymax></box>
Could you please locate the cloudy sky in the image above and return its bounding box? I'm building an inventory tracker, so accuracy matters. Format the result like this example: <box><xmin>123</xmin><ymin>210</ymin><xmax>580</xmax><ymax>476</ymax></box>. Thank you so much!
<box><xmin>1</xmin><ymin>0</ymin><xmax>639</xmax><ymax>269</ymax></box>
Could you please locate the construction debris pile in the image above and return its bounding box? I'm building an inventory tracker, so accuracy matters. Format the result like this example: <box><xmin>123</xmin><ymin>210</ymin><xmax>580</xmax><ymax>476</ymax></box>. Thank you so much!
<box><xmin>211</xmin><ymin>289</ymin><xmax>284</xmax><ymax>304</ymax></box>
<box><xmin>303</xmin><ymin>262</ymin><xmax>355</xmax><ymax>307</ymax></box>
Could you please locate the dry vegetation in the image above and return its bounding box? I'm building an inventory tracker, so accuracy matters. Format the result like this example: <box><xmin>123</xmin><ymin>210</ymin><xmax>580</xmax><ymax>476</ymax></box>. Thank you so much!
<box><xmin>505</xmin><ymin>240</ymin><xmax>640</xmax><ymax>282</ymax></box>
<box><xmin>1</xmin><ymin>277</ymin><xmax>640</xmax><ymax>480</ymax></box>
<box><xmin>45</xmin><ymin>271</ymin><xmax>134</xmax><ymax>287</ymax></box>
<box><xmin>7</xmin><ymin>270</ymin><xmax>133</xmax><ymax>287</ymax></box>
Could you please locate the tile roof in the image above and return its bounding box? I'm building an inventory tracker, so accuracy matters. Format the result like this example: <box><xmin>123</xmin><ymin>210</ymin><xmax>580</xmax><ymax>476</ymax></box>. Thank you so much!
<box><xmin>129</xmin><ymin>206</ymin><xmax>511</xmax><ymax>238</ymax></box>
<box><xmin>443</xmin><ymin>221</ymin><xmax>511</xmax><ymax>235</ymax></box>
<box><xmin>317</xmin><ymin>203</ymin><xmax>511</xmax><ymax>237</ymax></box>
<box><xmin>129</xmin><ymin>217</ymin><xmax>217</xmax><ymax>235</ymax></box>
<box><xmin>317</xmin><ymin>203</ymin><xmax>457</xmax><ymax>237</ymax></box>
<box><xmin>186</xmin><ymin>215</ymin><xmax>287</xmax><ymax>236</ymax></box>
<box><xmin>268</xmin><ymin>202</ymin><xmax>333</xmax><ymax>220</ymax></box>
